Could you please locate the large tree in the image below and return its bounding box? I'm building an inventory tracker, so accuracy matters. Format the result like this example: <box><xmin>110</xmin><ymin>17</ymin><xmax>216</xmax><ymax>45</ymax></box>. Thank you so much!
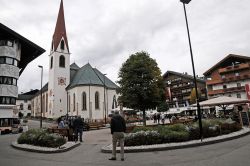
<box><xmin>117</xmin><ymin>51</ymin><xmax>165</xmax><ymax>126</ymax></box>
<box><xmin>190</xmin><ymin>88</ymin><xmax>201</xmax><ymax>104</ymax></box>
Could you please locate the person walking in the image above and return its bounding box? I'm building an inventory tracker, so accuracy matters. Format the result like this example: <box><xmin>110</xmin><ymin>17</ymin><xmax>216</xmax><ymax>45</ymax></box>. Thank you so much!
<box><xmin>58</xmin><ymin>117</ymin><xmax>65</xmax><ymax>129</ymax></box>
<box><xmin>109</xmin><ymin>110</ymin><xmax>126</xmax><ymax>161</ymax></box>
<box><xmin>73</xmin><ymin>116</ymin><xmax>84</xmax><ymax>142</ymax></box>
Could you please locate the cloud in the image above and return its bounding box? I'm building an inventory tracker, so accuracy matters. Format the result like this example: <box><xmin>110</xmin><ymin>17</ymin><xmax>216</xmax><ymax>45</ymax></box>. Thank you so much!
<box><xmin>1</xmin><ymin>0</ymin><xmax>250</xmax><ymax>93</ymax></box>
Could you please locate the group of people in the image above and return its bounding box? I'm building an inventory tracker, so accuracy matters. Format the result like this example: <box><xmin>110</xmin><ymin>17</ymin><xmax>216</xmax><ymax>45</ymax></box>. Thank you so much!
<box><xmin>153</xmin><ymin>113</ymin><xmax>167</xmax><ymax>124</ymax></box>
<box><xmin>57</xmin><ymin>112</ymin><xmax>127</xmax><ymax>161</ymax></box>
<box><xmin>57</xmin><ymin>116</ymin><xmax>84</xmax><ymax>142</ymax></box>
<box><xmin>152</xmin><ymin>113</ymin><xmax>179</xmax><ymax>124</ymax></box>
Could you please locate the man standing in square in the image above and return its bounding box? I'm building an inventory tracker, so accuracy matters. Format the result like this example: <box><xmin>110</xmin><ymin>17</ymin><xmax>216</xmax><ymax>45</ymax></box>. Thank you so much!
<box><xmin>109</xmin><ymin>110</ymin><xmax>126</xmax><ymax>161</ymax></box>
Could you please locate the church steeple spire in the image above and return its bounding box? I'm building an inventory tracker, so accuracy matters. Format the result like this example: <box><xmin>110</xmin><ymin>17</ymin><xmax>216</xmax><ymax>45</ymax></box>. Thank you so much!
<box><xmin>52</xmin><ymin>0</ymin><xmax>69</xmax><ymax>52</ymax></box>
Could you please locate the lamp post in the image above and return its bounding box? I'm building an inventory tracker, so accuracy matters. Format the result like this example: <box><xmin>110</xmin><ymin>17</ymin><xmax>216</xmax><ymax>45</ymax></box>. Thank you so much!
<box><xmin>38</xmin><ymin>65</ymin><xmax>43</xmax><ymax>129</ymax></box>
<box><xmin>103</xmin><ymin>74</ymin><xmax>107</xmax><ymax>124</ymax></box>
<box><xmin>66</xmin><ymin>91</ymin><xmax>69</xmax><ymax>121</ymax></box>
<box><xmin>180</xmin><ymin>0</ymin><xmax>203</xmax><ymax>140</ymax></box>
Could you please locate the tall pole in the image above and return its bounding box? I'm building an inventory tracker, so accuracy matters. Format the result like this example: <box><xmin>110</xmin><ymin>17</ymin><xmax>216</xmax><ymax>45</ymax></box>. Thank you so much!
<box><xmin>38</xmin><ymin>65</ymin><xmax>43</xmax><ymax>129</ymax></box>
<box><xmin>103</xmin><ymin>74</ymin><xmax>107</xmax><ymax>124</ymax></box>
<box><xmin>66</xmin><ymin>91</ymin><xmax>69</xmax><ymax>121</ymax></box>
<box><xmin>180</xmin><ymin>0</ymin><xmax>203</xmax><ymax>141</ymax></box>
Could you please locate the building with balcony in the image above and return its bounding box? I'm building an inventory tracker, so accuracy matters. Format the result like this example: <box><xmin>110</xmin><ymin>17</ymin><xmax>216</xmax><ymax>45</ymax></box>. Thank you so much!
<box><xmin>204</xmin><ymin>54</ymin><xmax>250</xmax><ymax>99</ymax></box>
<box><xmin>16</xmin><ymin>89</ymin><xmax>39</xmax><ymax>117</ymax></box>
<box><xmin>163</xmin><ymin>71</ymin><xmax>207</xmax><ymax>115</ymax></box>
<box><xmin>0</xmin><ymin>23</ymin><xmax>45</xmax><ymax>119</ymax></box>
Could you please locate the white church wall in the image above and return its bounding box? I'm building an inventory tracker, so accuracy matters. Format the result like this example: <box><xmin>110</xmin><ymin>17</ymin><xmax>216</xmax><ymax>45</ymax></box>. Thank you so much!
<box><xmin>67</xmin><ymin>86</ymin><xmax>118</xmax><ymax>121</ymax></box>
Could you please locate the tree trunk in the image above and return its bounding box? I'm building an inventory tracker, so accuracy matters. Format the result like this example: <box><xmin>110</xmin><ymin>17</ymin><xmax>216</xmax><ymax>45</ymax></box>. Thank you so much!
<box><xmin>142</xmin><ymin>109</ymin><xmax>146</xmax><ymax>126</ymax></box>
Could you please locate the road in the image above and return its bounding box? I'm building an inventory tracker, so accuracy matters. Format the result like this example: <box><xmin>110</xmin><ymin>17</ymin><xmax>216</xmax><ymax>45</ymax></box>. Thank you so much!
<box><xmin>0</xmin><ymin>120</ymin><xmax>250</xmax><ymax>166</ymax></box>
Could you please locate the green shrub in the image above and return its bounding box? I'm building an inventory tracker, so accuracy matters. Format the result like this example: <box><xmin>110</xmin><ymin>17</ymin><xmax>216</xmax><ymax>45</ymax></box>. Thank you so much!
<box><xmin>162</xmin><ymin>130</ymin><xmax>189</xmax><ymax>143</ymax></box>
<box><xmin>17</xmin><ymin>129</ymin><xmax>66</xmax><ymax>148</ymax></box>
<box><xmin>131</xmin><ymin>126</ymin><xmax>154</xmax><ymax>133</ymax></box>
<box><xmin>125</xmin><ymin>119</ymin><xmax>242</xmax><ymax>146</ymax></box>
<box><xmin>125</xmin><ymin>131</ymin><xmax>162</xmax><ymax>146</ymax></box>
<box><xmin>165</xmin><ymin>124</ymin><xmax>187</xmax><ymax>132</ymax></box>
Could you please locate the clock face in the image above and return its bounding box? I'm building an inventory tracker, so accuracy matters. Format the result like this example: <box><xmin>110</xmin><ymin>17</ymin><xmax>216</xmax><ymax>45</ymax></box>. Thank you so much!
<box><xmin>58</xmin><ymin>77</ymin><xmax>66</xmax><ymax>85</ymax></box>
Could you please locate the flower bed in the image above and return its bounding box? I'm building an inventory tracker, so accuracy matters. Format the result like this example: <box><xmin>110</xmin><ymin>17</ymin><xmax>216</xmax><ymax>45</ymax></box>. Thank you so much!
<box><xmin>17</xmin><ymin>129</ymin><xmax>66</xmax><ymax>148</ymax></box>
<box><xmin>124</xmin><ymin>119</ymin><xmax>242</xmax><ymax>146</ymax></box>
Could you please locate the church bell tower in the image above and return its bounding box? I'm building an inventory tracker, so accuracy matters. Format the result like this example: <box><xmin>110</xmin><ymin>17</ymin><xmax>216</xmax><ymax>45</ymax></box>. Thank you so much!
<box><xmin>48</xmin><ymin>0</ymin><xmax>70</xmax><ymax>118</ymax></box>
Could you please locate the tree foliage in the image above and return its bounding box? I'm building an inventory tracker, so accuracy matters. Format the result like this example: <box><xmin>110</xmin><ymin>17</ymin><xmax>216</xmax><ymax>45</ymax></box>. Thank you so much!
<box><xmin>157</xmin><ymin>102</ymin><xmax>169</xmax><ymax>112</ymax></box>
<box><xmin>117</xmin><ymin>51</ymin><xmax>165</xmax><ymax>125</ymax></box>
<box><xmin>190</xmin><ymin>88</ymin><xmax>201</xmax><ymax>104</ymax></box>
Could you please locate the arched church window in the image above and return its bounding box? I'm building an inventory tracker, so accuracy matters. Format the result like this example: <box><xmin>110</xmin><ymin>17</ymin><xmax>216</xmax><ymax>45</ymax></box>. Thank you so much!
<box><xmin>50</xmin><ymin>57</ymin><xmax>53</xmax><ymax>69</ymax></box>
<box><xmin>112</xmin><ymin>95</ymin><xmax>117</xmax><ymax>109</ymax></box>
<box><xmin>82</xmin><ymin>92</ymin><xmax>87</xmax><ymax>110</ymax></box>
<box><xmin>95</xmin><ymin>91</ymin><xmax>99</xmax><ymax>109</ymax></box>
<box><xmin>51</xmin><ymin>42</ymin><xmax>53</xmax><ymax>51</ymax></box>
<box><xmin>59</xmin><ymin>55</ymin><xmax>65</xmax><ymax>68</ymax></box>
<box><xmin>60</xmin><ymin>40</ymin><xmax>64</xmax><ymax>50</ymax></box>
<box><xmin>73</xmin><ymin>93</ymin><xmax>76</xmax><ymax>111</ymax></box>
<box><xmin>68</xmin><ymin>94</ymin><xmax>71</xmax><ymax>112</ymax></box>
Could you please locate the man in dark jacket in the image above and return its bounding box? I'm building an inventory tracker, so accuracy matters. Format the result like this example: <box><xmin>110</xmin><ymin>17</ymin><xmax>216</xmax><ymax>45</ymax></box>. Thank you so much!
<box><xmin>73</xmin><ymin>116</ymin><xmax>84</xmax><ymax>142</ymax></box>
<box><xmin>109</xmin><ymin>110</ymin><xmax>126</xmax><ymax>161</ymax></box>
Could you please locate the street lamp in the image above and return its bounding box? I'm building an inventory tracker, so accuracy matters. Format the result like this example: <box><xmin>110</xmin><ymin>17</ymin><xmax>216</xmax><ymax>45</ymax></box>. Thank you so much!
<box><xmin>180</xmin><ymin>0</ymin><xmax>203</xmax><ymax>140</ymax></box>
<box><xmin>66</xmin><ymin>91</ymin><xmax>69</xmax><ymax>121</ymax></box>
<box><xmin>38</xmin><ymin>65</ymin><xmax>43</xmax><ymax>129</ymax></box>
<box><xmin>103</xmin><ymin>74</ymin><xmax>107</xmax><ymax>124</ymax></box>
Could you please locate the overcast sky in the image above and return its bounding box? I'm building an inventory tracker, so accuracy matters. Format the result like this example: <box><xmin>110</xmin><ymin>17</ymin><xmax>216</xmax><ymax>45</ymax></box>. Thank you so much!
<box><xmin>1</xmin><ymin>0</ymin><xmax>250</xmax><ymax>93</ymax></box>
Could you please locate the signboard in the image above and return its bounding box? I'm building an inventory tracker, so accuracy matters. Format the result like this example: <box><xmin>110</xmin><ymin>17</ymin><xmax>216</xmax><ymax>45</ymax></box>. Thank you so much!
<box><xmin>239</xmin><ymin>111</ymin><xmax>250</xmax><ymax>126</ymax></box>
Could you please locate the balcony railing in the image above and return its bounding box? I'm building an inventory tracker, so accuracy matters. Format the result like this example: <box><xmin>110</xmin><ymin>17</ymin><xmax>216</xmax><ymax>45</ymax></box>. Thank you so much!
<box><xmin>218</xmin><ymin>63</ymin><xmax>250</xmax><ymax>74</ymax></box>
<box><xmin>208</xmin><ymin>86</ymin><xmax>245</xmax><ymax>95</ymax></box>
<box><xmin>206</xmin><ymin>74</ymin><xmax>250</xmax><ymax>85</ymax></box>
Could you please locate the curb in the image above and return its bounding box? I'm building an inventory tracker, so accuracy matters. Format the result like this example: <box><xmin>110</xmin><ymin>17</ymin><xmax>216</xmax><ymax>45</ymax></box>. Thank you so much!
<box><xmin>11</xmin><ymin>141</ymin><xmax>81</xmax><ymax>153</ymax></box>
<box><xmin>101</xmin><ymin>127</ymin><xmax>250</xmax><ymax>153</ymax></box>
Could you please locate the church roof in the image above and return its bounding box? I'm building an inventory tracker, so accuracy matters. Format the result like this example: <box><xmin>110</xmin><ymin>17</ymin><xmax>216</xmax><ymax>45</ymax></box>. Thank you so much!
<box><xmin>93</xmin><ymin>68</ymin><xmax>119</xmax><ymax>89</ymax></box>
<box><xmin>70</xmin><ymin>62</ymin><xmax>80</xmax><ymax>70</ymax></box>
<box><xmin>52</xmin><ymin>0</ymin><xmax>69</xmax><ymax>51</ymax></box>
<box><xmin>17</xmin><ymin>89</ymin><xmax>39</xmax><ymax>100</ymax></box>
<box><xmin>67</xmin><ymin>63</ymin><xmax>118</xmax><ymax>90</ymax></box>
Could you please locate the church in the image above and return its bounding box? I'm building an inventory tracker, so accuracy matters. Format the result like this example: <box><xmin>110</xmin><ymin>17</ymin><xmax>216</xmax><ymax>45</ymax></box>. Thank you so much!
<box><xmin>31</xmin><ymin>0</ymin><xmax>119</xmax><ymax>121</ymax></box>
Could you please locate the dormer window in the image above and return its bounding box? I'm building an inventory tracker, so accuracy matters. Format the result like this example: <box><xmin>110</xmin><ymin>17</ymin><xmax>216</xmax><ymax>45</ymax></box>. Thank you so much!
<box><xmin>60</xmin><ymin>40</ymin><xmax>64</xmax><ymax>50</ymax></box>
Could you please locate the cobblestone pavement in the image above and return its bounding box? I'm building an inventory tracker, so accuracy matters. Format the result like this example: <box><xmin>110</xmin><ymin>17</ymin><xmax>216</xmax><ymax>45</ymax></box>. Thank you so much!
<box><xmin>1</xmin><ymin>120</ymin><xmax>250</xmax><ymax>166</ymax></box>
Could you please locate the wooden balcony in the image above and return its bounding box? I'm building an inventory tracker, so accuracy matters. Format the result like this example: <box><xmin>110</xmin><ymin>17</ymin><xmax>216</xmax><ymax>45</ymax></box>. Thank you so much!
<box><xmin>208</xmin><ymin>86</ymin><xmax>245</xmax><ymax>96</ymax></box>
<box><xmin>206</xmin><ymin>79</ymin><xmax>223</xmax><ymax>85</ymax></box>
<box><xmin>207</xmin><ymin>74</ymin><xmax>250</xmax><ymax>85</ymax></box>
<box><xmin>218</xmin><ymin>63</ymin><xmax>250</xmax><ymax>74</ymax></box>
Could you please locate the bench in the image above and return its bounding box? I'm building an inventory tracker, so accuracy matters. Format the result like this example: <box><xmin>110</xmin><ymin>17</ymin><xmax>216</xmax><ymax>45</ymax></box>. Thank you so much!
<box><xmin>47</xmin><ymin>128</ymin><xmax>71</xmax><ymax>139</ymax></box>
<box><xmin>88</xmin><ymin>122</ymin><xmax>103</xmax><ymax>130</ymax></box>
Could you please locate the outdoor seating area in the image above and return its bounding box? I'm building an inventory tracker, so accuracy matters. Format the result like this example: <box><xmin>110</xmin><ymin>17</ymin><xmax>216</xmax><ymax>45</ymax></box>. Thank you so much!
<box><xmin>47</xmin><ymin>127</ymin><xmax>74</xmax><ymax>141</ymax></box>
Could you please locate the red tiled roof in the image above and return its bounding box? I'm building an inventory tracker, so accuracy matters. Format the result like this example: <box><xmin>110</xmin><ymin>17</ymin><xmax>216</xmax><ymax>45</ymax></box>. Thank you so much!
<box><xmin>52</xmin><ymin>0</ymin><xmax>69</xmax><ymax>51</ymax></box>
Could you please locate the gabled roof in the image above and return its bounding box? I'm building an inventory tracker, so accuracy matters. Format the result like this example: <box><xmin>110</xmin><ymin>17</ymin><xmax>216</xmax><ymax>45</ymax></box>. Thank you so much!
<box><xmin>163</xmin><ymin>70</ymin><xmax>205</xmax><ymax>83</ymax></box>
<box><xmin>0</xmin><ymin>23</ymin><xmax>45</xmax><ymax>75</ymax></box>
<box><xmin>70</xmin><ymin>62</ymin><xmax>80</xmax><ymax>70</ymax></box>
<box><xmin>93</xmin><ymin>68</ymin><xmax>119</xmax><ymax>89</ymax></box>
<box><xmin>52</xmin><ymin>0</ymin><xmax>69</xmax><ymax>51</ymax></box>
<box><xmin>203</xmin><ymin>54</ymin><xmax>250</xmax><ymax>76</ymax></box>
<box><xmin>67</xmin><ymin>63</ymin><xmax>118</xmax><ymax>89</ymax></box>
<box><xmin>17</xmin><ymin>89</ymin><xmax>39</xmax><ymax>100</ymax></box>
<box><xmin>70</xmin><ymin>63</ymin><xmax>80</xmax><ymax>82</ymax></box>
